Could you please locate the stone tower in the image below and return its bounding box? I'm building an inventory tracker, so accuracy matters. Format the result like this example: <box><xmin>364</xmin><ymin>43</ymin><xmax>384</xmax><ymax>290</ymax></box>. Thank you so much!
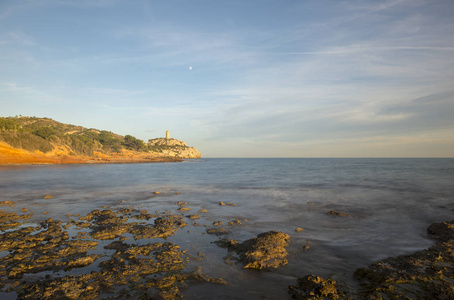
<box><xmin>166</xmin><ymin>130</ymin><xmax>169</xmax><ymax>140</ymax></box>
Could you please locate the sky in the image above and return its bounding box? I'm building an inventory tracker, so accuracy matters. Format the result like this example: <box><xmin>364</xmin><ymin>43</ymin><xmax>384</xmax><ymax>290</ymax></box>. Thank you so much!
<box><xmin>1</xmin><ymin>0</ymin><xmax>454</xmax><ymax>157</ymax></box>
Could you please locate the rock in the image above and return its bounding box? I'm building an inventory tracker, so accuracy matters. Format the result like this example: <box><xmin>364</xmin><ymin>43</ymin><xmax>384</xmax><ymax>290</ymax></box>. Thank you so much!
<box><xmin>427</xmin><ymin>220</ymin><xmax>454</xmax><ymax>242</ymax></box>
<box><xmin>218</xmin><ymin>202</ymin><xmax>237</xmax><ymax>206</ymax></box>
<box><xmin>327</xmin><ymin>210</ymin><xmax>351</xmax><ymax>217</ymax></box>
<box><xmin>228</xmin><ymin>219</ymin><xmax>242</xmax><ymax>226</ymax></box>
<box><xmin>43</xmin><ymin>195</ymin><xmax>53</xmax><ymax>199</ymax></box>
<box><xmin>354</xmin><ymin>240</ymin><xmax>454</xmax><ymax>299</ymax></box>
<box><xmin>199</xmin><ymin>209</ymin><xmax>208</xmax><ymax>213</ymax></box>
<box><xmin>288</xmin><ymin>275</ymin><xmax>349</xmax><ymax>299</ymax></box>
<box><xmin>0</xmin><ymin>208</ymin><xmax>225</xmax><ymax>299</ymax></box>
<box><xmin>213</xmin><ymin>221</ymin><xmax>223</xmax><ymax>226</ymax></box>
<box><xmin>187</xmin><ymin>214</ymin><xmax>200</xmax><ymax>219</ymax></box>
<box><xmin>295</xmin><ymin>227</ymin><xmax>304</xmax><ymax>232</ymax></box>
<box><xmin>0</xmin><ymin>201</ymin><xmax>15</xmax><ymax>207</ymax></box>
<box><xmin>224</xmin><ymin>231</ymin><xmax>290</xmax><ymax>270</ymax></box>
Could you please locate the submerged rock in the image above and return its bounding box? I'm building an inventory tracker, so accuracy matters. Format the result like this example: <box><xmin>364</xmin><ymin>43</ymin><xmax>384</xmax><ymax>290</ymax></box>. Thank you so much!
<box><xmin>206</xmin><ymin>227</ymin><xmax>231</xmax><ymax>235</ymax></box>
<box><xmin>327</xmin><ymin>210</ymin><xmax>351</xmax><ymax>217</ymax></box>
<box><xmin>427</xmin><ymin>220</ymin><xmax>454</xmax><ymax>242</ymax></box>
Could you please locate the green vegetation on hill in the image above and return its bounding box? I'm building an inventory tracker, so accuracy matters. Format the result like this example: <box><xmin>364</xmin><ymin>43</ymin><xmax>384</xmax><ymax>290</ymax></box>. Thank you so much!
<box><xmin>0</xmin><ymin>116</ymin><xmax>150</xmax><ymax>155</ymax></box>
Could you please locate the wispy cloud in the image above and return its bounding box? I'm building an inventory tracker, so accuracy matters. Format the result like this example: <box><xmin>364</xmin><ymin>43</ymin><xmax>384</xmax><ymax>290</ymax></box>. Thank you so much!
<box><xmin>1</xmin><ymin>0</ymin><xmax>453</xmax><ymax>156</ymax></box>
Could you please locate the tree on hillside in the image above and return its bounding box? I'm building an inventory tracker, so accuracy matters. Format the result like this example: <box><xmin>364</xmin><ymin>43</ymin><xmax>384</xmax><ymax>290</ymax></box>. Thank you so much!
<box><xmin>123</xmin><ymin>135</ymin><xmax>147</xmax><ymax>151</ymax></box>
<box><xmin>98</xmin><ymin>131</ymin><xmax>122</xmax><ymax>152</ymax></box>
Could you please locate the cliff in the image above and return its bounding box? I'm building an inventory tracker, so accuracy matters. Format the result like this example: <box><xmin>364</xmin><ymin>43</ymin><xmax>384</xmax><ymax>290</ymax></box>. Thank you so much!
<box><xmin>0</xmin><ymin>116</ymin><xmax>201</xmax><ymax>164</ymax></box>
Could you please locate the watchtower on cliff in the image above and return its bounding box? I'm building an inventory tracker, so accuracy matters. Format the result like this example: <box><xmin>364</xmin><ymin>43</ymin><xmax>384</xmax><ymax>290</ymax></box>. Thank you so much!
<box><xmin>166</xmin><ymin>130</ymin><xmax>169</xmax><ymax>140</ymax></box>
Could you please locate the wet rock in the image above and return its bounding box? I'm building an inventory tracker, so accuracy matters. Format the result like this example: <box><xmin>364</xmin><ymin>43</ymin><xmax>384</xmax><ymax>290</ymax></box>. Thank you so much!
<box><xmin>218</xmin><ymin>202</ymin><xmax>236</xmax><ymax>206</ymax></box>
<box><xmin>0</xmin><ymin>208</ymin><xmax>223</xmax><ymax>300</ymax></box>
<box><xmin>199</xmin><ymin>209</ymin><xmax>208</xmax><ymax>213</ymax></box>
<box><xmin>0</xmin><ymin>211</ymin><xmax>23</xmax><ymax>230</ymax></box>
<box><xmin>295</xmin><ymin>227</ymin><xmax>304</xmax><ymax>232</ymax></box>
<box><xmin>221</xmin><ymin>231</ymin><xmax>290</xmax><ymax>270</ymax></box>
<box><xmin>427</xmin><ymin>220</ymin><xmax>454</xmax><ymax>242</ymax></box>
<box><xmin>327</xmin><ymin>210</ymin><xmax>351</xmax><ymax>217</ymax></box>
<box><xmin>43</xmin><ymin>195</ymin><xmax>53</xmax><ymax>199</ymax></box>
<box><xmin>288</xmin><ymin>275</ymin><xmax>350</xmax><ymax>299</ymax></box>
<box><xmin>213</xmin><ymin>221</ymin><xmax>223</xmax><ymax>226</ymax></box>
<box><xmin>0</xmin><ymin>201</ymin><xmax>15</xmax><ymax>207</ymax></box>
<box><xmin>228</xmin><ymin>219</ymin><xmax>242</xmax><ymax>226</ymax></box>
<box><xmin>187</xmin><ymin>214</ymin><xmax>200</xmax><ymax>219</ymax></box>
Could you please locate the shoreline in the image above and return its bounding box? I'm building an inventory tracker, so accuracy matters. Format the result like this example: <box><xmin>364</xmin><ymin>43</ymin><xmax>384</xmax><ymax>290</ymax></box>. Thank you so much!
<box><xmin>0</xmin><ymin>157</ymin><xmax>183</xmax><ymax>165</ymax></box>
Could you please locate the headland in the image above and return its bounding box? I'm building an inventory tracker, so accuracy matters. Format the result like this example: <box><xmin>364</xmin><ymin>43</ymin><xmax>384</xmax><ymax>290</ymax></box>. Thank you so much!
<box><xmin>0</xmin><ymin>116</ymin><xmax>201</xmax><ymax>165</ymax></box>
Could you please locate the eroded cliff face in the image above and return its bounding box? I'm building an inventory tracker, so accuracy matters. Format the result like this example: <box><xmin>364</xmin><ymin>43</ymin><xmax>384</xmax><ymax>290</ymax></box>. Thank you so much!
<box><xmin>148</xmin><ymin>138</ymin><xmax>201</xmax><ymax>159</ymax></box>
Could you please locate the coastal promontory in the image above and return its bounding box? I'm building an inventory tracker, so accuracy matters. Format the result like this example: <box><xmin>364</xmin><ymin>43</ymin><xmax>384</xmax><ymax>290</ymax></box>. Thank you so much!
<box><xmin>0</xmin><ymin>116</ymin><xmax>201</xmax><ymax>164</ymax></box>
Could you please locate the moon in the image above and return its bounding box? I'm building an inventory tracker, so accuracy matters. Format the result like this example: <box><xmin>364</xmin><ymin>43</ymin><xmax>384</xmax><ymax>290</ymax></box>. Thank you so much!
<box><xmin>189</xmin><ymin>66</ymin><xmax>192</xmax><ymax>71</ymax></box>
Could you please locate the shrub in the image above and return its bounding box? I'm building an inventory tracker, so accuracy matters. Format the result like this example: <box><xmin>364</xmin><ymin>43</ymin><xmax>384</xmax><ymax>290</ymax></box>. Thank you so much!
<box><xmin>0</xmin><ymin>131</ymin><xmax>53</xmax><ymax>153</ymax></box>
<box><xmin>123</xmin><ymin>135</ymin><xmax>147</xmax><ymax>151</ymax></box>
<box><xmin>33</xmin><ymin>126</ymin><xmax>57</xmax><ymax>139</ymax></box>
<box><xmin>0</xmin><ymin>118</ymin><xmax>20</xmax><ymax>131</ymax></box>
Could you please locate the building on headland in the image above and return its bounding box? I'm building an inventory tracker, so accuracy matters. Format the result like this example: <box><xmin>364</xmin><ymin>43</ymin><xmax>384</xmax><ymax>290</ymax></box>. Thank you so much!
<box><xmin>146</xmin><ymin>130</ymin><xmax>201</xmax><ymax>159</ymax></box>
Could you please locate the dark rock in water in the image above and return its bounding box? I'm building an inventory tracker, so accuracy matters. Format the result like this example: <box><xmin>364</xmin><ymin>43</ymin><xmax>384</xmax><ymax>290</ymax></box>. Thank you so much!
<box><xmin>288</xmin><ymin>275</ymin><xmax>350</xmax><ymax>299</ymax></box>
<box><xmin>327</xmin><ymin>210</ymin><xmax>351</xmax><ymax>217</ymax></box>
<box><xmin>427</xmin><ymin>220</ymin><xmax>454</xmax><ymax>242</ymax></box>
<box><xmin>206</xmin><ymin>227</ymin><xmax>231</xmax><ymax>235</ymax></box>
<box><xmin>223</xmin><ymin>231</ymin><xmax>290</xmax><ymax>270</ymax></box>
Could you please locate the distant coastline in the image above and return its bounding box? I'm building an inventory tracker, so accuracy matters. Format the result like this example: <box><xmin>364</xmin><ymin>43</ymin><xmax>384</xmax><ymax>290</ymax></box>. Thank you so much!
<box><xmin>0</xmin><ymin>116</ymin><xmax>200</xmax><ymax>165</ymax></box>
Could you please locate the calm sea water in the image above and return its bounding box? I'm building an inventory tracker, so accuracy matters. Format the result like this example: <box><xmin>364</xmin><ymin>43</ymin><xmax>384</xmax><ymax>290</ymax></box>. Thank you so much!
<box><xmin>1</xmin><ymin>158</ymin><xmax>453</xmax><ymax>299</ymax></box>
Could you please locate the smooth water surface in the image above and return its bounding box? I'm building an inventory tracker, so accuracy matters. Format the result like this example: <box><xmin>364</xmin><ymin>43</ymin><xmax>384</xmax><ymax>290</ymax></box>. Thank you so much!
<box><xmin>1</xmin><ymin>158</ymin><xmax>453</xmax><ymax>299</ymax></box>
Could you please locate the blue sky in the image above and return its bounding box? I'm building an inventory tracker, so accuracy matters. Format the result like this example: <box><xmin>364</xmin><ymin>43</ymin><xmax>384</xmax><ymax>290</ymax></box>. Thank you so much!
<box><xmin>1</xmin><ymin>0</ymin><xmax>453</xmax><ymax>157</ymax></box>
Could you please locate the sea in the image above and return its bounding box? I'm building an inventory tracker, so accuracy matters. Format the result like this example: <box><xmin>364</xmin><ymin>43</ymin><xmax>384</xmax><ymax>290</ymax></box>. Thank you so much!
<box><xmin>0</xmin><ymin>158</ymin><xmax>453</xmax><ymax>299</ymax></box>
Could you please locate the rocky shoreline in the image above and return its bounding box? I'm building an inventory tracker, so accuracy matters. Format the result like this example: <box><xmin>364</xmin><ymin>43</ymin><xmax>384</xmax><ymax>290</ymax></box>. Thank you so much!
<box><xmin>1</xmin><ymin>196</ymin><xmax>453</xmax><ymax>299</ymax></box>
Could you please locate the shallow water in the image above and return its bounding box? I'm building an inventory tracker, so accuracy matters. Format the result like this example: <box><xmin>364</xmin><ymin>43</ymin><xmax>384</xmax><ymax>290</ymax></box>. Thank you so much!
<box><xmin>1</xmin><ymin>158</ymin><xmax>453</xmax><ymax>299</ymax></box>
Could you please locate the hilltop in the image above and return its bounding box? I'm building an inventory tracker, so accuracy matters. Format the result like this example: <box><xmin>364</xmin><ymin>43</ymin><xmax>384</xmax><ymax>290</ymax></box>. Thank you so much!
<box><xmin>0</xmin><ymin>116</ymin><xmax>201</xmax><ymax>164</ymax></box>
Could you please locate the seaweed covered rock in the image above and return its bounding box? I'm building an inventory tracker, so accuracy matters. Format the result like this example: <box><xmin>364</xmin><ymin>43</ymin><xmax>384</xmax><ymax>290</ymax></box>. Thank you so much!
<box><xmin>221</xmin><ymin>231</ymin><xmax>290</xmax><ymax>270</ymax></box>
<box><xmin>288</xmin><ymin>275</ymin><xmax>350</xmax><ymax>300</ymax></box>
<box><xmin>0</xmin><ymin>208</ymin><xmax>223</xmax><ymax>299</ymax></box>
